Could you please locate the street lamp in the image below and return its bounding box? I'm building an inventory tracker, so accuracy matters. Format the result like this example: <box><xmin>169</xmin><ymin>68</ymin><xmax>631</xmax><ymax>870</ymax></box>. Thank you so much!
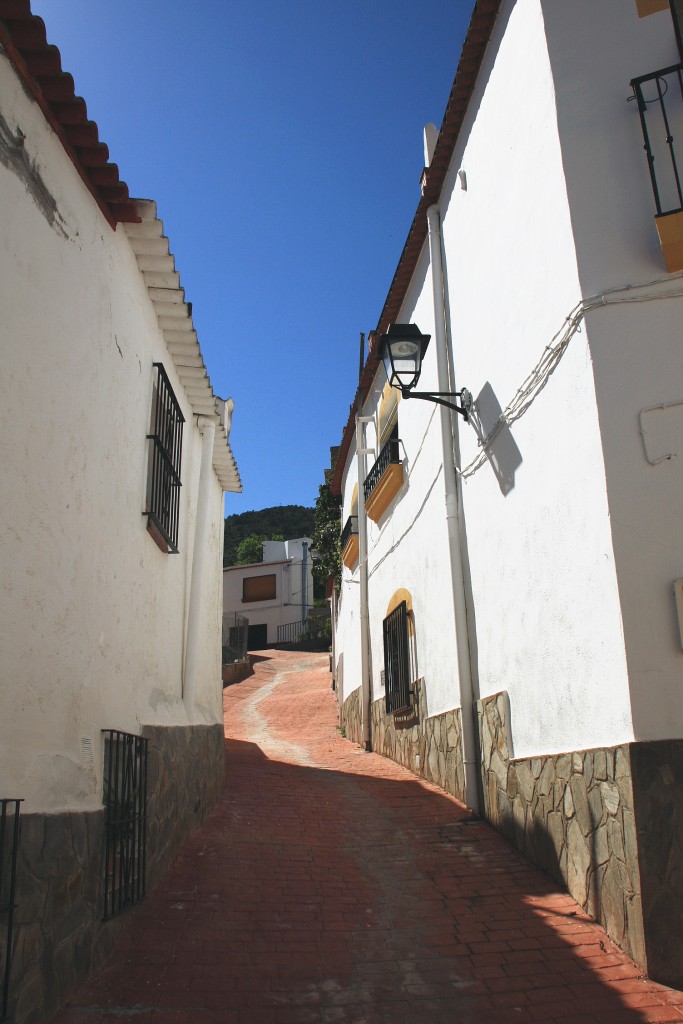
<box><xmin>378</xmin><ymin>323</ymin><xmax>472</xmax><ymax>421</ymax></box>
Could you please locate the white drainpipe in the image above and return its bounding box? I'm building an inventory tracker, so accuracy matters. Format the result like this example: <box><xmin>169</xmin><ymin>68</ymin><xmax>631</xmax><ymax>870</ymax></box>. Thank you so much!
<box><xmin>357</xmin><ymin>410</ymin><xmax>374</xmax><ymax>751</ymax></box>
<box><xmin>427</xmin><ymin>204</ymin><xmax>480</xmax><ymax>814</ymax></box>
<box><xmin>183</xmin><ymin>415</ymin><xmax>217</xmax><ymax>713</ymax></box>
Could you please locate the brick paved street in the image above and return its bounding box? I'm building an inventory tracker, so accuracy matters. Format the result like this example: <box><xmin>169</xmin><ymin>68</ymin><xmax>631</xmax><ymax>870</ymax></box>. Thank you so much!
<box><xmin>54</xmin><ymin>650</ymin><xmax>683</xmax><ymax>1023</ymax></box>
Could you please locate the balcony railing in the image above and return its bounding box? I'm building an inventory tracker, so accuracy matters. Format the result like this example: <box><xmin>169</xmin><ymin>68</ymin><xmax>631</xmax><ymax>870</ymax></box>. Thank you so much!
<box><xmin>340</xmin><ymin>515</ymin><xmax>358</xmax><ymax>551</ymax></box>
<box><xmin>363</xmin><ymin>437</ymin><xmax>403</xmax><ymax>523</ymax></box>
<box><xmin>631</xmin><ymin>63</ymin><xmax>683</xmax><ymax>216</ymax></box>
<box><xmin>341</xmin><ymin>514</ymin><xmax>359</xmax><ymax>569</ymax></box>
<box><xmin>364</xmin><ymin>437</ymin><xmax>400</xmax><ymax>504</ymax></box>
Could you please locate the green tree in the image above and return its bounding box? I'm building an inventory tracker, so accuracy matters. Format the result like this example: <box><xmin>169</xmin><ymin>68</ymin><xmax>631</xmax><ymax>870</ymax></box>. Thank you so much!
<box><xmin>234</xmin><ymin>534</ymin><xmax>266</xmax><ymax>565</ymax></box>
<box><xmin>311</xmin><ymin>482</ymin><xmax>341</xmax><ymax>595</ymax></box>
<box><xmin>234</xmin><ymin>532</ymin><xmax>285</xmax><ymax>565</ymax></box>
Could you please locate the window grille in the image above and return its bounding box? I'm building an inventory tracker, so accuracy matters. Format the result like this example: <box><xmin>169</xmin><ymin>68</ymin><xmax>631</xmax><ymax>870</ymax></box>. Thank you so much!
<box><xmin>102</xmin><ymin>731</ymin><xmax>148</xmax><ymax>921</ymax></box>
<box><xmin>383</xmin><ymin>601</ymin><xmax>411</xmax><ymax>714</ymax></box>
<box><xmin>1</xmin><ymin>799</ymin><xmax>21</xmax><ymax>1022</ymax></box>
<box><xmin>145</xmin><ymin>363</ymin><xmax>184</xmax><ymax>553</ymax></box>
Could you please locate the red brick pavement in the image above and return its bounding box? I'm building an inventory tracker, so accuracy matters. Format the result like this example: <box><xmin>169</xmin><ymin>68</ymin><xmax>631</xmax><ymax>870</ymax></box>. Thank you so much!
<box><xmin>53</xmin><ymin>649</ymin><xmax>683</xmax><ymax>1024</ymax></box>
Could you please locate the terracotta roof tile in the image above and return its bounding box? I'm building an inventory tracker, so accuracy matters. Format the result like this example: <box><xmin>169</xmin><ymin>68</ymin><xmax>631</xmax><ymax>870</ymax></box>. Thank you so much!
<box><xmin>0</xmin><ymin>0</ymin><xmax>139</xmax><ymax>225</ymax></box>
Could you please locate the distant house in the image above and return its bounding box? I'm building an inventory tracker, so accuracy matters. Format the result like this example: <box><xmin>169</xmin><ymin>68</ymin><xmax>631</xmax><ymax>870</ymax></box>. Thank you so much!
<box><xmin>0</xmin><ymin>4</ymin><xmax>241</xmax><ymax>1022</ymax></box>
<box><xmin>223</xmin><ymin>539</ymin><xmax>314</xmax><ymax>648</ymax></box>
<box><xmin>331</xmin><ymin>0</ymin><xmax>683</xmax><ymax>989</ymax></box>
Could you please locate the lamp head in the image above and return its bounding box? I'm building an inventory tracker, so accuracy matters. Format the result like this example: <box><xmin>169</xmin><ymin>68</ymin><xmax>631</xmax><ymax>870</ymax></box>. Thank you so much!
<box><xmin>378</xmin><ymin>323</ymin><xmax>431</xmax><ymax>392</ymax></box>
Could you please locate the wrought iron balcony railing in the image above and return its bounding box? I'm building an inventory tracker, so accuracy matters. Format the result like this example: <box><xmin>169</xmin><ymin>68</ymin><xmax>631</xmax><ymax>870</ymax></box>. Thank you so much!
<box><xmin>631</xmin><ymin>63</ymin><xmax>683</xmax><ymax>216</ymax></box>
<box><xmin>363</xmin><ymin>437</ymin><xmax>401</xmax><ymax>504</ymax></box>
<box><xmin>340</xmin><ymin>515</ymin><xmax>358</xmax><ymax>551</ymax></box>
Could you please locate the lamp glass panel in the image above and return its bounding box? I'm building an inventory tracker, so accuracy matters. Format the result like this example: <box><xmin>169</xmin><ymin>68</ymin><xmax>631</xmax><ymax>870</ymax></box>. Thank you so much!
<box><xmin>388</xmin><ymin>339</ymin><xmax>421</xmax><ymax>389</ymax></box>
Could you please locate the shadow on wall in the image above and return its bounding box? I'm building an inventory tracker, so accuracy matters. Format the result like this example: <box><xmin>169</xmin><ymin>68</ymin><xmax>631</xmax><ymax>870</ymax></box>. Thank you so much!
<box><xmin>469</xmin><ymin>382</ymin><xmax>523</xmax><ymax>495</ymax></box>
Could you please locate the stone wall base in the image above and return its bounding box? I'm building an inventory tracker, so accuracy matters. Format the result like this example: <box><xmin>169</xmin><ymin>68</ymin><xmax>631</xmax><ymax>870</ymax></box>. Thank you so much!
<box><xmin>477</xmin><ymin>691</ymin><xmax>683</xmax><ymax>986</ymax></box>
<box><xmin>5</xmin><ymin>723</ymin><xmax>224</xmax><ymax>1024</ymax></box>
<box><xmin>339</xmin><ymin>685</ymin><xmax>363</xmax><ymax>746</ymax></box>
<box><xmin>222</xmin><ymin>658</ymin><xmax>253</xmax><ymax>686</ymax></box>
<box><xmin>339</xmin><ymin>681</ymin><xmax>465</xmax><ymax>803</ymax></box>
<box><xmin>478</xmin><ymin>691</ymin><xmax>646</xmax><ymax>969</ymax></box>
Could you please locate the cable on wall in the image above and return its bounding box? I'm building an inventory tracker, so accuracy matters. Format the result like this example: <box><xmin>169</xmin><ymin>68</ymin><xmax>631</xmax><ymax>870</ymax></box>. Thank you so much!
<box><xmin>459</xmin><ymin>272</ymin><xmax>683</xmax><ymax>480</ymax></box>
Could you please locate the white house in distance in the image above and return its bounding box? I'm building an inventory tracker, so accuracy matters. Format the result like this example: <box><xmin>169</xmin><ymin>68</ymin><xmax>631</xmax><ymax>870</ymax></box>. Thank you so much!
<box><xmin>0</xmin><ymin>4</ymin><xmax>241</xmax><ymax>1021</ymax></box>
<box><xmin>223</xmin><ymin>539</ymin><xmax>314</xmax><ymax>648</ymax></box>
<box><xmin>331</xmin><ymin>0</ymin><xmax>683</xmax><ymax>988</ymax></box>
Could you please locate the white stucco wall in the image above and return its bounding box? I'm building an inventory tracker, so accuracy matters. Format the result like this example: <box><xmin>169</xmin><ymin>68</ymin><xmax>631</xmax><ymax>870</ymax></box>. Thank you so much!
<box><xmin>434</xmin><ymin>0</ymin><xmax>633</xmax><ymax>758</ymax></box>
<box><xmin>541</xmin><ymin>0</ymin><xmax>683</xmax><ymax>740</ymax></box>
<box><xmin>0</xmin><ymin>50</ymin><xmax>226</xmax><ymax>813</ymax></box>
<box><xmin>335</xmin><ymin>0</ymin><xmax>650</xmax><ymax>760</ymax></box>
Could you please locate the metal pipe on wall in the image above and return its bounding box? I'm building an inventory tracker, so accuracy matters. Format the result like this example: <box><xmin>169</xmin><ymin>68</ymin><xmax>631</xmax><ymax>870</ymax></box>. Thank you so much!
<box><xmin>426</xmin><ymin>204</ymin><xmax>480</xmax><ymax>814</ymax></box>
<box><xmin>183</xmin><ymin>415</ymin><xmax>217</xmax><ymax>713</ymax></box>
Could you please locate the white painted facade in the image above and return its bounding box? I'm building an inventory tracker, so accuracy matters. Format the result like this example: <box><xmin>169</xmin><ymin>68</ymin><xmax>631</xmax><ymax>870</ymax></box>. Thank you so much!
<box><xmin>334</xmin><ymin>0</ymin><xmax>683</xmax><ymax>762</ymax></box>
<box><xmin>0</xmin><ymin>45</ymin><xmax>240</xmax><ymax>814</ymax></box>
<box><xmin>223</xmin><ymin>538</ymin><xmax>314</xmax><ymax>646</ymax></box>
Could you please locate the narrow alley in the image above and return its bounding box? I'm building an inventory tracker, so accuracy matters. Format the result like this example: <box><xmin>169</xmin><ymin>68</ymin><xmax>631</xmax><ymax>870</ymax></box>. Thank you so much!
<box><xmin>54</xmin><ymin>651</ymin><xmax>683</xmax><ymax>1024</ymax></box>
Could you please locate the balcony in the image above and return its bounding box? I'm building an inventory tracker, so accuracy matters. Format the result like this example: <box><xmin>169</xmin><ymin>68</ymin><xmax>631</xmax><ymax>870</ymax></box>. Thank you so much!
<box><xmin>340</xmin><ymin>514</ymin><xmax>359</xmax><ymax>568</ymax></box>
<box><xmin>631</xmin><ymin>63</ymin><xmax>683</xmax><ymax>270</ymax></box>
<box><xmin>363</xmin><ymin>436</ymin><xmax>403</xmax><ymax>523</ymax></box>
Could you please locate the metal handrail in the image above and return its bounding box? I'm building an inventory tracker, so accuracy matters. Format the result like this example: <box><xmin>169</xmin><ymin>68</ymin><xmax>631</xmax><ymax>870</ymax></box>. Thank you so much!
<box><xmin>631</xmin><ymin>62</ymin><xmax>683</xmax><ymax>216</ymax></box>
<box><xmin>363</xmin><ymin>437</ymin><xmax>401</xmax><ymax>503</ymax></box>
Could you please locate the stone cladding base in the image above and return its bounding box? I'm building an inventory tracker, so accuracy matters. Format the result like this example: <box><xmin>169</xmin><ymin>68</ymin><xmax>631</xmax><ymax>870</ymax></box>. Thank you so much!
<box><xmin>5</xmin><ymin>723</ymin><xmax>224</xmax><ymax>1024</ymax></box>
<box><xmin>340</xmin><ymin>681</ymin><xmax>465</xmax><ymax>802</ymax></box>
<box><xmin>478</xmin><ymin>691</ymin><xmax>683</xmax><ymax>988</ymax></box>
<box><xmin>326</xmin><ymin>683</ymin><xmax>683</xmax><ymax>989</ymax></box>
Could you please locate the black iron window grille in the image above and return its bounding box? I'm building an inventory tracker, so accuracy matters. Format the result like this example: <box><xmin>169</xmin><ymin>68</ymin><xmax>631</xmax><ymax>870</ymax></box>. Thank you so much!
<box><xmin>1</xmin><ymin>799</ymin><xmax>21</xmax><ymax>1023</ymax></box>
<box><xmin>145</xmin><ymin>363</ymin><xmax>184</xmax><ymax>553</ymax></box>
<box><xmin>631</xmin><ymin>63</ymin><xmax>683</xmax><ymax>216</ymax></box>
<box><xmin>340</xmin><ymin>515</ymin><xmax>358</xmax><ymax>550</ymax></box>
<box><xmin>383</xmin><ymin>601</ymin><xmax>411</xmax><ymax>715</ymax></box>
<box><xmin>102</xmin><ymin>731</ymin><xmax>148</xmax><ymax>921</ymax></box>
<box><xmin>363</xmin><ymin>432</ymin><xmax>401</xmax><ymax>504</ymax></box>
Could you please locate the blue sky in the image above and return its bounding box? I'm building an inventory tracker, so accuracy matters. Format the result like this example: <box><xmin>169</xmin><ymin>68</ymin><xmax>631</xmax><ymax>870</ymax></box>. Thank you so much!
<box><xmin>30</xmin><ymin>0</ymin><xmax>475</xmax><ymax>515</ymax></box>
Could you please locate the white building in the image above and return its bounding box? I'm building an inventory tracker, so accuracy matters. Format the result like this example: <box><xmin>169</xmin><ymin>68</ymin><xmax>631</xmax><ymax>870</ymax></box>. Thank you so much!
<box><xmin>0</xmin><ymin>6</ymin><xmax>241</xmax><ymax>1021</ymax></box>
<box><xmin>223</xmin><ymin>539</ymin><xmax>314</xmax><ymax>648</ymax></box>
<box><xmin>331</xmin><ymin>0</ymin><xmax>683</xmax><ymax>988</ymax></box>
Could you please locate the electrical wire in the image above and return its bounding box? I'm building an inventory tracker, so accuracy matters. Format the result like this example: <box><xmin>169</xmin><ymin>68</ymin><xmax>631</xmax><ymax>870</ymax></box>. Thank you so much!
<box><xmin>458</xmin><ymin>272</ymin><xmax>683</xmax><ymax>480</ymax></box>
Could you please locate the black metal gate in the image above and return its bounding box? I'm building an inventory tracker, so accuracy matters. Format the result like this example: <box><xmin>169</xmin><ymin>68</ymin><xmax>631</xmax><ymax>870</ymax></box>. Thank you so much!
<box><xmin>1</xmin><ymin>799</ymin><xmax>21</xmax><ymax>1022</ymax></box>
<box><xmin>102</xmin><ymin>731</ymin><xmax>148</xmax><ymax>920</ymax></box>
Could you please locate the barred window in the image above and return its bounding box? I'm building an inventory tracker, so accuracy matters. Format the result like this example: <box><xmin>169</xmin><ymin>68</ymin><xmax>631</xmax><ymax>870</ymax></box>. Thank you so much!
<box><xmin>145</xmin><ymin>363</ymin><xmax>184</xmax><ymax>553</ymax></box>
<box><xmin>383</xmin><ymin>600</ymin><xmax>411</xmax><ymax>714</ymax></box>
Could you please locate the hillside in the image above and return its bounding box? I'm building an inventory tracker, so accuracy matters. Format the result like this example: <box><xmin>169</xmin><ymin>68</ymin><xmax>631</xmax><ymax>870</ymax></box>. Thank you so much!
<box><xmin>223</xmin><ymin>505</ymin><xmax>315</xmax><ymax>567</ymax></box>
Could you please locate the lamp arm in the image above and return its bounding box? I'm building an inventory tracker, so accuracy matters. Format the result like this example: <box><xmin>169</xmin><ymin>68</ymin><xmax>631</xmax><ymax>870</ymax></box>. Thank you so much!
<box><xmin>400</xmin><ymin>388</ymin><xmax>471</xmax><ymax>422</ymax></box>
